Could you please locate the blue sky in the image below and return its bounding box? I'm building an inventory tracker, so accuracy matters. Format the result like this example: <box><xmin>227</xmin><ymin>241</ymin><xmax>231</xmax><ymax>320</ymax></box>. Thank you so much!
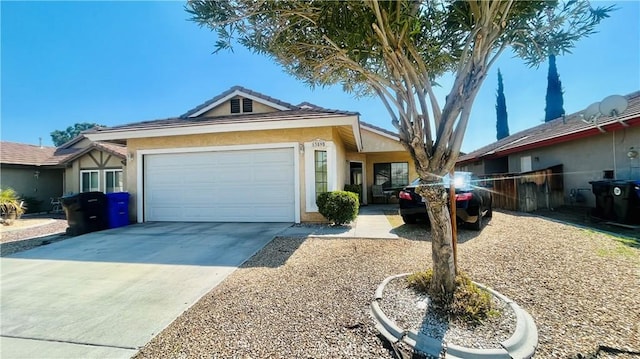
<box><xmin>2</xmin><ymin>1</ymin><xmax>639</xmax><ymax>153</ymax></box>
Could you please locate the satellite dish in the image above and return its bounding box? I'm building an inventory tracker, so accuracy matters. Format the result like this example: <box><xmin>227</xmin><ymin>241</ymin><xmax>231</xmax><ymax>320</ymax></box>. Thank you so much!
<box><xmin>599</xmin><ymin>95</ymin><xmax>628</xmax><ymax>117</ymax></box>
<box><xmin>583</xmin><ymin>102</ymin><xmax>601</xmax><ymax>121</ymax></box>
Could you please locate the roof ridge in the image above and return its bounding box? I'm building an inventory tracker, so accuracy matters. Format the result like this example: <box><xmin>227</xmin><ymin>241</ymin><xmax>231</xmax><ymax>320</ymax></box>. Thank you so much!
<box><xmin>180</xmin><ymin>85</ymin><xmax>300</xmax><ymax>118</ymax></box>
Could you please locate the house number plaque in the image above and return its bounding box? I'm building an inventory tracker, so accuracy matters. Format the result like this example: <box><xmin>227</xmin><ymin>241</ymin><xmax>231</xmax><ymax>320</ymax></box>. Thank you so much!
<box><xmin>312</xmin><ymin>140</ymin><xmax>326</xmax><ymax>148</ymax></box>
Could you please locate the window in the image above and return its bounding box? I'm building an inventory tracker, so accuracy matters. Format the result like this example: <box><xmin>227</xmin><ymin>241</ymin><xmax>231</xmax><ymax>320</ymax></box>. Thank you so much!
<box><xmin>80</xmin><ymin>170</ymin><xmax>99</xmax><ymax>192</ymax></box>
<box><xmin>105</xmin><ymin>169</ymin><xmax>123</xmax><ymax>193</ymax></box>
<box><xmin>521</xmin><ymin>156</ymin><xmax>532</xmax><ymax>172</ymax></box>
<box><xmin>230</xmin><ymin>98</ymin><xmax>241</xmax><ymax>113</ymax></box>
<box><xmin>315</xmin><ymin>150</ymin><xmax>327</xmax><ymax>198</ymax></box>
<box><xmin>242</xmin><ymin>98</ymin><xmax>253</xmax><ymax>112</ymax></box>
<box><xmin>373</xmin><ymin>162</ymin><xmax>408</xmax><ymax>189</ymax></box>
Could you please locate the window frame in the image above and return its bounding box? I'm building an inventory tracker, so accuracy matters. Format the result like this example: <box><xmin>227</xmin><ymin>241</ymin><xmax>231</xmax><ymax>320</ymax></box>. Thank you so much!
<box><xmin>314</xmin><ymin>150</ymin><xmax>328</xmax><ymax>199</ymax></box>
<box><xmin>80</xmin><ymin>170</ymin><xmax>100</xmax><ymax>192</ymax></box>
<box><xmin>104</xmin><ymin>169</ymin><xmax>124</xmax><ymax>193</ymax></box>
<box><xmin>304</xmin><ymin>140</ymin><xmax>336</xmax><ymax>212</ymax></box>
<box><xmin>373</xmin><ymin>162</ymin><xmax>409</xmax><ymax>189</ymax></box>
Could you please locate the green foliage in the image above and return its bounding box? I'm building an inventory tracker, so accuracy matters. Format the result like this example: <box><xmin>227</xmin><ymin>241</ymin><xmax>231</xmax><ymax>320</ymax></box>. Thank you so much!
<box><xmin>187</xmin><ymin>0</ymin><xmax>611</xmax><ymax>300</ymax></box>
<box><xmin>407</xmin><ymin>269</ymin><xmax>496</xmax><ymax>324</ymax></box>
<box><xmin>1</xmin><ymin>188</ymin><xmax>25</xmax><ymax>224</ymax></box>
<box><xmin>343</xmin><ymin>184</ymin><xmax>362</xmax><ymax>199</ymax></box>
<box><xmin>545</xmin><ymin>54</ymin><xmax>565</xmax><ymax>122</ymax></box>
<box><xmin>50</xmin><ymin>122</ymin><xmax>103</xmax><ymax>146</ymax></box>
<box><xmin>316</xmin><ymin>191</ymin><xmax>359</xmax><ymax>225</ymax></box>
<box><xmin>496</xmin><ymin>69</ymin><xmax>509</xmax><ymax>140</ymax></box>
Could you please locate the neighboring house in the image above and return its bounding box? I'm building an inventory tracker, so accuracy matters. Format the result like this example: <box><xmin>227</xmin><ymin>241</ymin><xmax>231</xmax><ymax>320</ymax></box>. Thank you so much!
<box><xmin>84</xmin><ymin>85</ymin><xmax>416</xmax><ymax>223</ymax></box>
<box><xmin>456</xmin><ymin>91</ymin><xmax>640</xmax><ymax>210</ymax></box>
<box><xmin>0</xmin><ymin>137</ymin><xmax>126</xmax><ymax>211</ymax></box>
<box><xmin>0</xmin><ymin>142</ymin><xmax>63</xmax><ymax>212</ymax></box>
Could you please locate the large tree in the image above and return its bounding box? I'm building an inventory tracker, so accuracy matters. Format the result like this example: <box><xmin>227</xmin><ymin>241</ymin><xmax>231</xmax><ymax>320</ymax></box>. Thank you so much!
<box><xmin>545</xmin><ymin>54</ymin><xmax>565</xmax><ymax>122</ymax></box>
<box><xmin>541</xmin><ymin>1</ymin><xmax>614</xmax><ymax>121</ymax></box>
<box><xmin>50</xmin><ymin>122</ymin><xmax>103</xmax><ymax>146</ymax></box>
<box><xmin>187</xmin><ymin>0</ymin><xmax>611</xmax><ymax>303</ymax></box>
<box><xmin>496</xmin><ymin>69</ymin><xmax>510</xmax><ymax>140</ymax></box>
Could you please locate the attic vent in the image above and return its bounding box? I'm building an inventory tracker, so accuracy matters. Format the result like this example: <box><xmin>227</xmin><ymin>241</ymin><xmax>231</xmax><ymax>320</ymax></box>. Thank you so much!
<box><xmin>243</xmin><ymin>98</ymin><xmax>253</xmax><ymax>112</ymax></box>
<box><xmin>230</xmin><ymin>99</ymin><xmax>241</xmax><ymax>113</ymax></box>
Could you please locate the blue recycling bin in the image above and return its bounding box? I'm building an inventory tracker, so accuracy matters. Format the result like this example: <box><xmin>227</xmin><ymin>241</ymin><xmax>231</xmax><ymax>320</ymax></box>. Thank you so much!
<box><xmin>106</xmin><ymin>192</ymin><xmax>130</xmax><ymax>229</ymax></box>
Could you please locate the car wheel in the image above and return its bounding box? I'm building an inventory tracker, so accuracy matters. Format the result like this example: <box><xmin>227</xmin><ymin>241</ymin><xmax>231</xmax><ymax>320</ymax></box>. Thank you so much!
<box><xmin>471</xmin><ymin>206</ymin><xmax>484</xmax><ymax>231</ymax></box>
<box><xmin>402</xmin><ymin>215</ymin><xmax>417</xmax><ymax>224</ymax></box>
<box><xmin>486</xmin><ymin>201</ymin><xmax>493</xmax><ymax>218</ymax></box>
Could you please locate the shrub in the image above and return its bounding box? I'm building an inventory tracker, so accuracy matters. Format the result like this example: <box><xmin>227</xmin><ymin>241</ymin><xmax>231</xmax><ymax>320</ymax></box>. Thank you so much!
<box><xmin>407</xmin><ymin>269</ymin><xmax>495</xmax><ymax>325</ymax></box>
<box><xmin>0</xmin><ymin>188</ymin><xmax>25</xmax><ymax>225</ymax></box>
<box><xmin>343</xmin><ymin>184</ymin><xmax>362</xmax><ymax>199</ymax></box>
<box><xmin>316</xmin><ymin>191</ymin><xmax>359</xmax><ymax>225</ymax></box>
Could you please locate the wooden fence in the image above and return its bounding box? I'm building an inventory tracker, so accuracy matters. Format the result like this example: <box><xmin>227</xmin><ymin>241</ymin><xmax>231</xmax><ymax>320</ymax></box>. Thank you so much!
<box><xmin>481</xmin><ymin>165</ymin><xmax>564</xmax><ymax>212</ymax></box>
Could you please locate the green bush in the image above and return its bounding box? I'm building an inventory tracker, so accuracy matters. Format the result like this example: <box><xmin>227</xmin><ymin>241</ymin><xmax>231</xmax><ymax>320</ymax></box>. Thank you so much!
<box><xmin>407</xmin><ymin>269</ymin><xmax>496</xmax><ymax>325</ymax></box>
<box><xmin>343</xmin><ymin>184</ymin><xmax>361</xmax><ymax>199</ymax></box>
<box><xmin>1</xmin><ymin>188</ymin><xmax>25</xmax><ymax>224</ymax></box>
<box><xmin>316</xmin><ymin>191</ymin><xmax>359</xmax><ymax>225</ymax></box>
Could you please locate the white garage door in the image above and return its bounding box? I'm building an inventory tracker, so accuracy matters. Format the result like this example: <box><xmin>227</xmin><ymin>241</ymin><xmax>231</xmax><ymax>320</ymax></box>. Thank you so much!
<box><xmin>144</xmin><ymin>147</ymin><xmax>295</xmax><ymax>222</ymax></box>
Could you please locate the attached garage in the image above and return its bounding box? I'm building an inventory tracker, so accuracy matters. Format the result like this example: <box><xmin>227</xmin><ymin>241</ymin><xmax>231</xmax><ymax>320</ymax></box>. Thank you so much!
<box><xmin>143</xmin><ymin>146</ymin><xmax>296</xmax><ymax>222</ymax></box>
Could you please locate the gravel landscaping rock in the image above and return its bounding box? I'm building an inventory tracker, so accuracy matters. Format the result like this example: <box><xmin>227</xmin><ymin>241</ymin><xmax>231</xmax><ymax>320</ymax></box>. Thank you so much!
<box><xmin>0</xmin><ymin>214</ymin><xmax>68</xmax><ymax>256</ymax></box>
<box><xmin>135</xmin><ymin>211</ymin><xmax>640</xmax><ymax>359</ymax></box>
<box><xmin>379</xmin><ymin>276</ymin><xmax>516</xmax><ymax>350</ymax></box>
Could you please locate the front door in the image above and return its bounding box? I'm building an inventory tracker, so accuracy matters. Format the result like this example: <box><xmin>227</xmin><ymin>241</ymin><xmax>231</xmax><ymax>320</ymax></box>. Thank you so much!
<box><xmin>349</xmin><ymin>162</ymin><xmax>364</xmax><ymax>204</ymax></box>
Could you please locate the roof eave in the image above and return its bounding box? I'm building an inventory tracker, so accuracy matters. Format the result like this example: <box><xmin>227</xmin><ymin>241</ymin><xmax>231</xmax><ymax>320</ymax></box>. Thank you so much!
<box><xmin>458</xmin><ymin>115</ymin><xmax>640</xmax><ymax>164</ymax></box>
<box><xmin>85</xmin><ymin>115</ymin><xmax>361</xmax><ymax>142</ymax></box>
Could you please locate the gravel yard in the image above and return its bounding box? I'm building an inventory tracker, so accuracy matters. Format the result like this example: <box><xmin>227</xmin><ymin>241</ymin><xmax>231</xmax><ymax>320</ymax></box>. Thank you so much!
<box><xmin>135</xmin><ymin>211</ymin><xmax>640</xmax><ymax>359</ymax></box>
<box><xmin>0</xmin><ymin>214</ymin><xmax>68</xmax><ymax>256</ymax></box>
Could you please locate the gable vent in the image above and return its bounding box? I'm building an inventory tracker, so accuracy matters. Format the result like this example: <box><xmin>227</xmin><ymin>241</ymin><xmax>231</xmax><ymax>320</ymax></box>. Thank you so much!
<box><xmin>243</xmin><ymin>98</ymin><xmax>253</xmax><ymax>113</ymax></box>
<box><xmin>230</xmin><ymin>98</ymin><xmax>241</xmax><ymax>113</ymax></box>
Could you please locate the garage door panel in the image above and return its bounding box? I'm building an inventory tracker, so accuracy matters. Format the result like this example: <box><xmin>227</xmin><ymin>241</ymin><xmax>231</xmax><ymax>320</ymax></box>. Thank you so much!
<box><xmin>144</xmin><ymin>148</ymin><xmax>295</xmax><ymax>222</ymax></box>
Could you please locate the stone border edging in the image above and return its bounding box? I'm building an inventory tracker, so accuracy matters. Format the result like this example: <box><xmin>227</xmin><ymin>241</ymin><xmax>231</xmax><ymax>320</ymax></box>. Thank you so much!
<box><xmin>371</xmin><ymin>273</ymin><xmax>538</xmax><ymax>359</ymax></box>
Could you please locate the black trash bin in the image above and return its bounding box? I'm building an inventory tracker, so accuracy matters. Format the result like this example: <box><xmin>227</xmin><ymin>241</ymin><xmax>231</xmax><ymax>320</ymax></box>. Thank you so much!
<box><xmin>106</xmin><ymin>192</ymin><xmax>130</xmax><ymax>229</ymax></box>
<box><xmin>589</xmin><ymin>180</ymin><xmax>614</xmax><ymax>220</ymax></box>
<box><xmin>610</xmin><ymin>180</ymin><xmax>640</xmax><ymax>225</ymax></box>
<box><xmin>61</xmin><ymin>192</ymin><xmax>108</xmax><ymax>235</ymax></box>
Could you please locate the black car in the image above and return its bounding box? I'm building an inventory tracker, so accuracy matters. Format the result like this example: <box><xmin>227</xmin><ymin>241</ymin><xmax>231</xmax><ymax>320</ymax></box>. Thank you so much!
<box><xmin>398</xmin><ymin>172</ymin><xmax>493</xmax><ymax>230</ymax></box>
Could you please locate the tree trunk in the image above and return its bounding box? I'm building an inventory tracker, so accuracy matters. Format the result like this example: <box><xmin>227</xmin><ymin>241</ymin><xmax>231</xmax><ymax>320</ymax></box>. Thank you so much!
<box><xmin>416</xmin><ymin>182</ymin><xmax>456</xmax><ymax>305</ymax></box>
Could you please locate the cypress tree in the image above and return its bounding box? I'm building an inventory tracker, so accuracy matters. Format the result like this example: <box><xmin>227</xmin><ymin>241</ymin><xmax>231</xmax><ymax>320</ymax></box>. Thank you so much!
<box><xmin>496</xmin><ymin>69</ymin><xmax>509</xmax><ymax>140</ymax></box>
<box><xmin>545</xmin><ymin>54</ymin><xmax>565</xmax><ymax>122</ymax></box>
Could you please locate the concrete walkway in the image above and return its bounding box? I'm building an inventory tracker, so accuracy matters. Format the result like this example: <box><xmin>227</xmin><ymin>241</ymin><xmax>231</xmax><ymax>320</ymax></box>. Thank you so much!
<box><xmin>280</xmin><ymin>204</ymin><xmax>398</xmax><ymax>239</ymax></box>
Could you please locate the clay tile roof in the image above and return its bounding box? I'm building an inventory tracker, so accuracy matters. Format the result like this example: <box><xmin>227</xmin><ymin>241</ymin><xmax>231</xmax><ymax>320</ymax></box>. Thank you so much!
<box><xmin>0</xmin><ymin>142</ymin><xmax>57</xmax><ymax>166</ymax></box>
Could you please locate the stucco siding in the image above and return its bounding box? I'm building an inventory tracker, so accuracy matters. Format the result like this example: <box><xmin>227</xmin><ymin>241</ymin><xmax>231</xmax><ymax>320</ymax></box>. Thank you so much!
<box><xmin>0</xmin><ymin>166</ymin><xmax>63</xmax><ymax>211</ymax></box>
<box><xmin>127</xmin><ymin>127</ymin><xmax>339</xmax><ymax>223</ymax></box>
<box><xmin>507</xmin><ymin>127</ymin><xmax>640</xmax><ymax>207</ymax></box>
<box><xmin>361</xmin><ymin>129</ymin><xmax>404</xmax><ymax>152</ymax></box>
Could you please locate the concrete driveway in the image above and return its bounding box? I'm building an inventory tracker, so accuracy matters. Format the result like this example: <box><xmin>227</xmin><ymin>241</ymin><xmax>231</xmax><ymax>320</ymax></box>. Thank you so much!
<box><xmin>1</xmin><ymin>222</ymin><xmax>291</xmax><ymax>358</ymax></box>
